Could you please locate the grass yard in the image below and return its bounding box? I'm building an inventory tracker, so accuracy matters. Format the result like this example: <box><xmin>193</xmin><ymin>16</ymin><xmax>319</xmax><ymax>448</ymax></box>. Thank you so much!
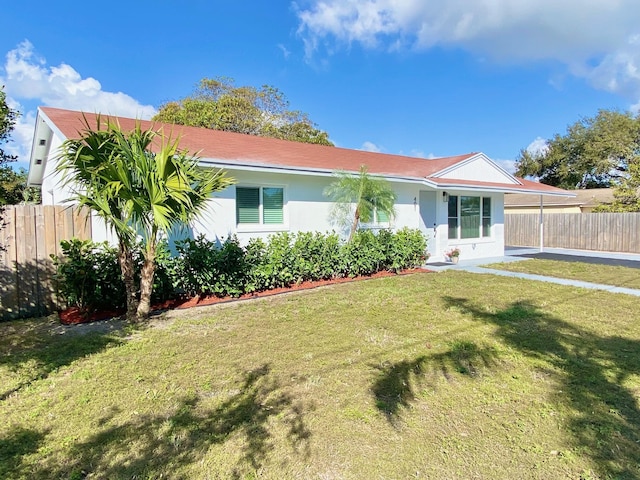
<box><xmin>1</xmin><ymin>271</ymin><xmax>640</xmax><ymax>479</ymax></box>
<box><xmin>486</xmin><ymin>258</ymin><xmax>640</xmax><ymax>290</ymax></box>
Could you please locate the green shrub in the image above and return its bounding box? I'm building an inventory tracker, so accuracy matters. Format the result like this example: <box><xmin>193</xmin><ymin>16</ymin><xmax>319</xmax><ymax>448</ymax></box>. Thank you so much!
<box><xmin>52</xmin><ymin>239</ymin><xmax>125</xmax><ymax>311</ymax></box>
<box><xmin>244</xmin><ymin>237</ymin><xmax>267</xmax><ymax>293</ymax></box>
<box><xmin>174</xmin><ymin>235</ymin><xmax>220</xmax><ymax>298</ymax></box>
<box><xmin>246</xmin><ymin>233</ymin><xmax>296</xmax><ymax>291</ymax></box>
<box><xmin>290</xmin><ymin>231</ymin><xmax>342</xmax><ymax>282</ymax></box>
<box><xmin>52</xmin><ymin>229</ymin><xmax>429</xmax><ymax>310</ymax></box>
<box><xmin>340</xmin><ymin>230</ymin><xmax>386</xmax><ymax>277</ymax></box>
<box><xmin>384</xmin><ymin>227</ymin><xmax>429</xmax><ymax>272</ymax></box>
<box><xmin>215</xmin><ymin>236</ymin><xmax>249</xmax><ymax>297</ymax></box>
<box><xmin>175</xmin><ymin>235</ymin><xmax>248</xmax><ymax>298</ymax></box>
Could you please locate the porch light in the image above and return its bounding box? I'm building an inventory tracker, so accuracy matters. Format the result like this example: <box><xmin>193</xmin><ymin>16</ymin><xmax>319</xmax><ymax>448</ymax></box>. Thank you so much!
<box><xmin>442</xmin><ymin>192</ymin><xmax>449</xmax><ymax>202</ymax></box>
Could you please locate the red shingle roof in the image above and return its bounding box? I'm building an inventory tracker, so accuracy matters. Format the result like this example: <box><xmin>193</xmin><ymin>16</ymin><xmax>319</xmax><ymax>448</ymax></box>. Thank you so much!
<box><xmin>39</xmin><ymin>107</ymin><xmax>570</xmax><ymax>196</ymax></box>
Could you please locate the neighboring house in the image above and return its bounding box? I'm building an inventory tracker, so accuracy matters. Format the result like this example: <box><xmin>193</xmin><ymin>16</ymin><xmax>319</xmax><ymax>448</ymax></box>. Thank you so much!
<box><xmin>27</xmin><ymin>107</ymin><xmax>570</xmax><ymax>262</ymax></box>
<box><xmin>505</xmin><ymin>189</ymin><xmax>613</xmax><ymax>214</ymax></box>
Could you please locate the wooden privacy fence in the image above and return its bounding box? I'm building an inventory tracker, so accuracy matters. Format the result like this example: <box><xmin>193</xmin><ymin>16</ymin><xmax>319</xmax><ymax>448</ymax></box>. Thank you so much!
<box><xmin>0</xmin><ymin>205</ymin><xmax>92</xmax><ymax>320</ymax></box>
<box><xmin>505</xmin><ymin>213</ymin><xmax>640</xmax><ymax>253</ymax></box>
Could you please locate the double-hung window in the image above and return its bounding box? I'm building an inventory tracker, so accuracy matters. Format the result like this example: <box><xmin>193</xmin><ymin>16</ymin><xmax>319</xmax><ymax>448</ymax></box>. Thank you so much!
<box><xmin>236</xmin><ymin>186</ymin><xmax>284</xmax><ymax>226</ymax></box>
<box><xmin>447</xmin><ymin>195</ymin><xmax>491</xmax><ymax>239</ymax></box>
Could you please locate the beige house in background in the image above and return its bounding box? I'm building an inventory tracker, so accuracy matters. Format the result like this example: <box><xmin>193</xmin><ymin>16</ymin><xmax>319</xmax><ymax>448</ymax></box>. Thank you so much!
<box><xmin>505</xmin><ymin>188</ymin><xmax>613</xmax><ymax>214</ymax></box>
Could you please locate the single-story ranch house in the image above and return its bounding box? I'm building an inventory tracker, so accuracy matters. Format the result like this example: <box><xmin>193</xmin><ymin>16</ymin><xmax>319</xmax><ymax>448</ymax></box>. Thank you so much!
<box><xmin>27</xmin><ymin>107</ymin><xmax>570</xmax><ymax>262</ymax></box>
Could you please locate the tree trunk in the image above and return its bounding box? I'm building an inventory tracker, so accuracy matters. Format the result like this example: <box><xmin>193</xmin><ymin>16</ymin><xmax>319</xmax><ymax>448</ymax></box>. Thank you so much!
<box><xmin>349</xmin><ymin>208</ymin><xmax>360</xmax><ymax>241</ymax></box>
<box><xmin>118</xmin><ymin>239</ymin><xmax>138</xmax><ymax>321</ymax></box>
<box><xmin>136</xmin><ymin>242</ymin><xmax>156</xmax><ymax>321</ymax></box>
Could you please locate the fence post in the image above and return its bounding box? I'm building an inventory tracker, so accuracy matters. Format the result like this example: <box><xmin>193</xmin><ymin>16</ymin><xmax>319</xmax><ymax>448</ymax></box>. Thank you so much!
<box><xmin>539</xmin><ymin>196</ymin><xmax>544</xmax><ymax>252</ymax></box>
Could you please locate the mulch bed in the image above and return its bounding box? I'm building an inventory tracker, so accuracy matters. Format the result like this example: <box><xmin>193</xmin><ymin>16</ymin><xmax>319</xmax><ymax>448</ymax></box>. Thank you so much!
<box><xmin>59</xmin><ymin>268</ymin><xmax>432</xmax><ymax>325</ymax></box>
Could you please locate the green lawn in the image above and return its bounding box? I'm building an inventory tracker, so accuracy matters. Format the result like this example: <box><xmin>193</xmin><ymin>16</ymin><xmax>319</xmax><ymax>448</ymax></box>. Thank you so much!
<box><xmin>485</xmin><ymin>258</ymin><xmax>640</xmax><ymax>289</ymax></box>
<box><xmin>2</xmin><ymin>271</ymin><xmax>640</xmax><ymax>479</ymax></box>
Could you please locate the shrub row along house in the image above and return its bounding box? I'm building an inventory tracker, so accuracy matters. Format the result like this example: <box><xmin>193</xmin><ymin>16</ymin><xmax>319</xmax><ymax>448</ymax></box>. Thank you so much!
<box><xmin>27</xmin><ymin>107</ymin><xmax>569</xmax><ymax>262</ymax></box>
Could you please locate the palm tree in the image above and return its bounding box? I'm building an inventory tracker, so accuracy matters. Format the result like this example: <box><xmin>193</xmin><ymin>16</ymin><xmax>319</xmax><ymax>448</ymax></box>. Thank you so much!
<box><xmin>58</xmin><ymin>116</ymin><xmax>233</xmax><ymax>320</ymax></box>
<box><xmin>58</xmin><ymin>117</ymin><xmax>139</xmax><ymax>318</ymax></box>
<box><xmin>324</xmin><ymin>165</ymin><xmax>397</xmax><ymax>241</ymax></box>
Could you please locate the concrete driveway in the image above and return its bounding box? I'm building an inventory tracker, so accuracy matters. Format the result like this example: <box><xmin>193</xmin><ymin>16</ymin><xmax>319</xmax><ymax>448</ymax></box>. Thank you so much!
<box><xmin>426</xmin><ymin>246</ymin><xmax>640</xmax><ymax>297</ymax></box>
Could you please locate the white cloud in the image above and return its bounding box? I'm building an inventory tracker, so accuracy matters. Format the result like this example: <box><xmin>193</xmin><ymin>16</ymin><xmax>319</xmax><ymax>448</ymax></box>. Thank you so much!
<box><xmin>360</xmin><ymin>140</ymin><xmax>382</xmax><ymax>152</ymax></box>
<box><xmin>1</xmin><ymin>40</ymin><xmax>157</xmax><ymax>164</ymax></box>
<box><xmin>526</xmin><ymin>136</ymin><xmax>549</xmax><ymax>157</ymax></box>
<box><xmin>409</xmin><ymin>149</ymin><xmax>427</xmax><ymax>158</ymax></box>
<box><xmin>582</xmin><ymin>34</ymin><xmax>640</xmax><ymax>107</ymax></box>
<box><xmin>277</xmin><ymin>43</ymin><xmax>292</xmax><ymax>59</ymax></box>
<box><xmin>296</xmin><ymin>0</ymin><xmax>640</xmax><ymax>107</ymax></box>
<box><xmin>495</xmin><ymin>158</ymin><xmax>516</xmax><ymax>174</ymax></box>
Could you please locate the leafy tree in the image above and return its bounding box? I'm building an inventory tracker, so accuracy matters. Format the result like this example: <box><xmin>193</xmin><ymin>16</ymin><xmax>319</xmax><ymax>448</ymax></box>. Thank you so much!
<box><xmin>0</xmin><ymin>86</ymin><xmax>18</xmax><ymax>167</ymax></box>
<box><xmin>324</xmin><ymin>165</ymin><xmax>397</xmax><ymax>241</ymax></box>
<box><xmin>0</xmin><ymin>86</ymin><xmax>20</xmax><ymax>251</ymax></box>
<box><xmin>594</xmin><ymin>159</ymin><xmax>640</xmax><ymax>212</ymax></box>
<box><xmin>154</xmin><ymin>77</ymin><xmax>333</xmax><ymax>146</ymax></box>
<box><xmin>58</xmin><ymin>116</ymin><xmax>234</xmax><ymax>320</ymax></box>
<box><xmin>0</xmin><ymin>168</ymin><xmax>41</xmax><ymax>205</ymax></box>
<box><xmin>515</xmin><ymin>109</ymin><xmax>640</xmax><ymax>190</ymax></box>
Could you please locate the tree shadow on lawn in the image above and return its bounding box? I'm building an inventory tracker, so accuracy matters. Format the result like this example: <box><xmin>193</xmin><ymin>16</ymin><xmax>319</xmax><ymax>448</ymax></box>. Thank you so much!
<box><xmin>442</xmin><ymin>296</ymin><xmax>640</xmax><ymax>480</ymax></box>
<box><xmin>0</xmin><ymin>426</ymin><xmax>49</xmax><ymax>479</ymax></box>
<box><xmin>372</xmin><ymin>340</ymin><xmax>500</xmax><ymax>426</ymax></box>
<box><xmin>0</xmin><ymin>320</ymin><xmax>124</xmax><ymax>401</ymax></box>
<box><xmin>17</xmin><ymin>364</ymin><xmax>312</xmax><ymax>479</ymax></box>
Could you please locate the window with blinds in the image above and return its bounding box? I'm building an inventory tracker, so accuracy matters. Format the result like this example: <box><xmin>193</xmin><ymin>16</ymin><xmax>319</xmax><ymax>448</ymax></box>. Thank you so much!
<box><xmin>263</xmin><ymin>187</ymin><xmax>283</xmax><ymax>224</ymax></box>
<box><xmin>236</xmin><ymin>186</ymin><xmax>284</xmax><ymax>225</ymax></box>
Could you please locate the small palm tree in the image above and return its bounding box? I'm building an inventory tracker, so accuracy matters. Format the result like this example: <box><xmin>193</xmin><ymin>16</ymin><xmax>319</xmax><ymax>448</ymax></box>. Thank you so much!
<box><xmin>324</xmin><ymin>165</ymin><xmax>397</xmax><ymax>240</ymax></box>
<box><xmin>58</xmin><ymin>116</ymin><xmax>234</xmax><ymax>320</ymax></box>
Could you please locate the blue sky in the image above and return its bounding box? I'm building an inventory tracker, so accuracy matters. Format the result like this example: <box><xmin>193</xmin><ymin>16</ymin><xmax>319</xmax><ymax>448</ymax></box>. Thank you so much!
<box><xmin>2</xmin><ymin>0</ymin><xmax>639</xmax><ymax>173</ymax></box>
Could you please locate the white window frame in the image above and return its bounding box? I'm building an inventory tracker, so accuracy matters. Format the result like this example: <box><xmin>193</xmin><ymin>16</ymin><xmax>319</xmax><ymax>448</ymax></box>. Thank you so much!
<box><xmin>447</xmin><ymin>195</ymin><xmax>492</xmax><ymax>240</ymax></box>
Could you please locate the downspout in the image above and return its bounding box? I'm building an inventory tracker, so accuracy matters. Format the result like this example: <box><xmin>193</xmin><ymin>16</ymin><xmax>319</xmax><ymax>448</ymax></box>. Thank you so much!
<box><xmin>539</xmin><ymin>195</ymin><xmax>544</xmax><ymax>252</ymax></box>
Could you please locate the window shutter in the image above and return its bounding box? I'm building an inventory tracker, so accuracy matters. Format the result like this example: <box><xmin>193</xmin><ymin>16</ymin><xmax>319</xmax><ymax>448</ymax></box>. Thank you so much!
<box><xmin>236</xmin><ymin>187</ymin><xmax>260</xmax><ymax>224</ymax></box>
<box><xmin>376</xmin><ymin>209</ymin><xmax>389</xmax><ymax>223</ymax></box>
<box><xmin>262</xmin><ymin>187</ymin><xmax>283</xmax><ymax>224</ymax></box>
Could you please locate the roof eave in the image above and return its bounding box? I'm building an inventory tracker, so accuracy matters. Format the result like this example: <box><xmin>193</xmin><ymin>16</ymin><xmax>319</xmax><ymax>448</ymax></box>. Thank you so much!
<box><xmin>27</xmin><ymin>109</ymin><xmax>54</xmax><ymax>186</ymax></box>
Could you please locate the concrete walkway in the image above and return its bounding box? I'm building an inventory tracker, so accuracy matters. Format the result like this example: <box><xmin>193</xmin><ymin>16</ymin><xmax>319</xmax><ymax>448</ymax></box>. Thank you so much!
<box><xmin>425</xmin><ymin>247</ymin><xmax>640</xmax><ymax>297</ymax></box>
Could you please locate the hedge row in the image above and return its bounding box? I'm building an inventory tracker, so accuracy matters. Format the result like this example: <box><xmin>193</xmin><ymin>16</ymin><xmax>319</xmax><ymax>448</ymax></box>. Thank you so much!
<box><xmin>53</xmin><ymin>228</ymin><xmax>428</xmax><ymax>311</ymax></box>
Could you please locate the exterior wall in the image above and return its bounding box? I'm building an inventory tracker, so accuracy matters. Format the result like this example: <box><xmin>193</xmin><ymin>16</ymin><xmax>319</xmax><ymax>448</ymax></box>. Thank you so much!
<box><xmin>190</xmin><ymin>169</ymin><xmax>424</xmax><ymax>245</ymax></box>
<box><xmin>40</xmin><ymin>135</ymin><xmax>74</xmax><ymax>206</ymax></box>
<box><xmin>431</xmin><ymin>189</ymin><xmax>505</xmax><ymax>261</ymax></box>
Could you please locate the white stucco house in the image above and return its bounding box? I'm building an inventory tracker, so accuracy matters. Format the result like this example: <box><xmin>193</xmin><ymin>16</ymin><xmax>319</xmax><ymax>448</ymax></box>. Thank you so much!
<box><xmin>27</xmin><ymin>107</ymin><xmax>570</xmax><ymax>262</ymax></box>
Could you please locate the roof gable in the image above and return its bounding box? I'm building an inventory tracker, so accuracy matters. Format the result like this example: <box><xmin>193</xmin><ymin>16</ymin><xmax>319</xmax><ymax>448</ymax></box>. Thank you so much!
<box><xmin>431</xmin><ymin>153</ymin><xmax>520</xmax><ymax>185</ymax></box>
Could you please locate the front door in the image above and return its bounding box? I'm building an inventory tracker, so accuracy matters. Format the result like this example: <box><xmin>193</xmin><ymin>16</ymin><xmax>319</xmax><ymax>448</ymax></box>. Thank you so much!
<box><xmin>419</xmin><ymin>191</ymin><xmax>438</xmax><ymax>258</ymax></box>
